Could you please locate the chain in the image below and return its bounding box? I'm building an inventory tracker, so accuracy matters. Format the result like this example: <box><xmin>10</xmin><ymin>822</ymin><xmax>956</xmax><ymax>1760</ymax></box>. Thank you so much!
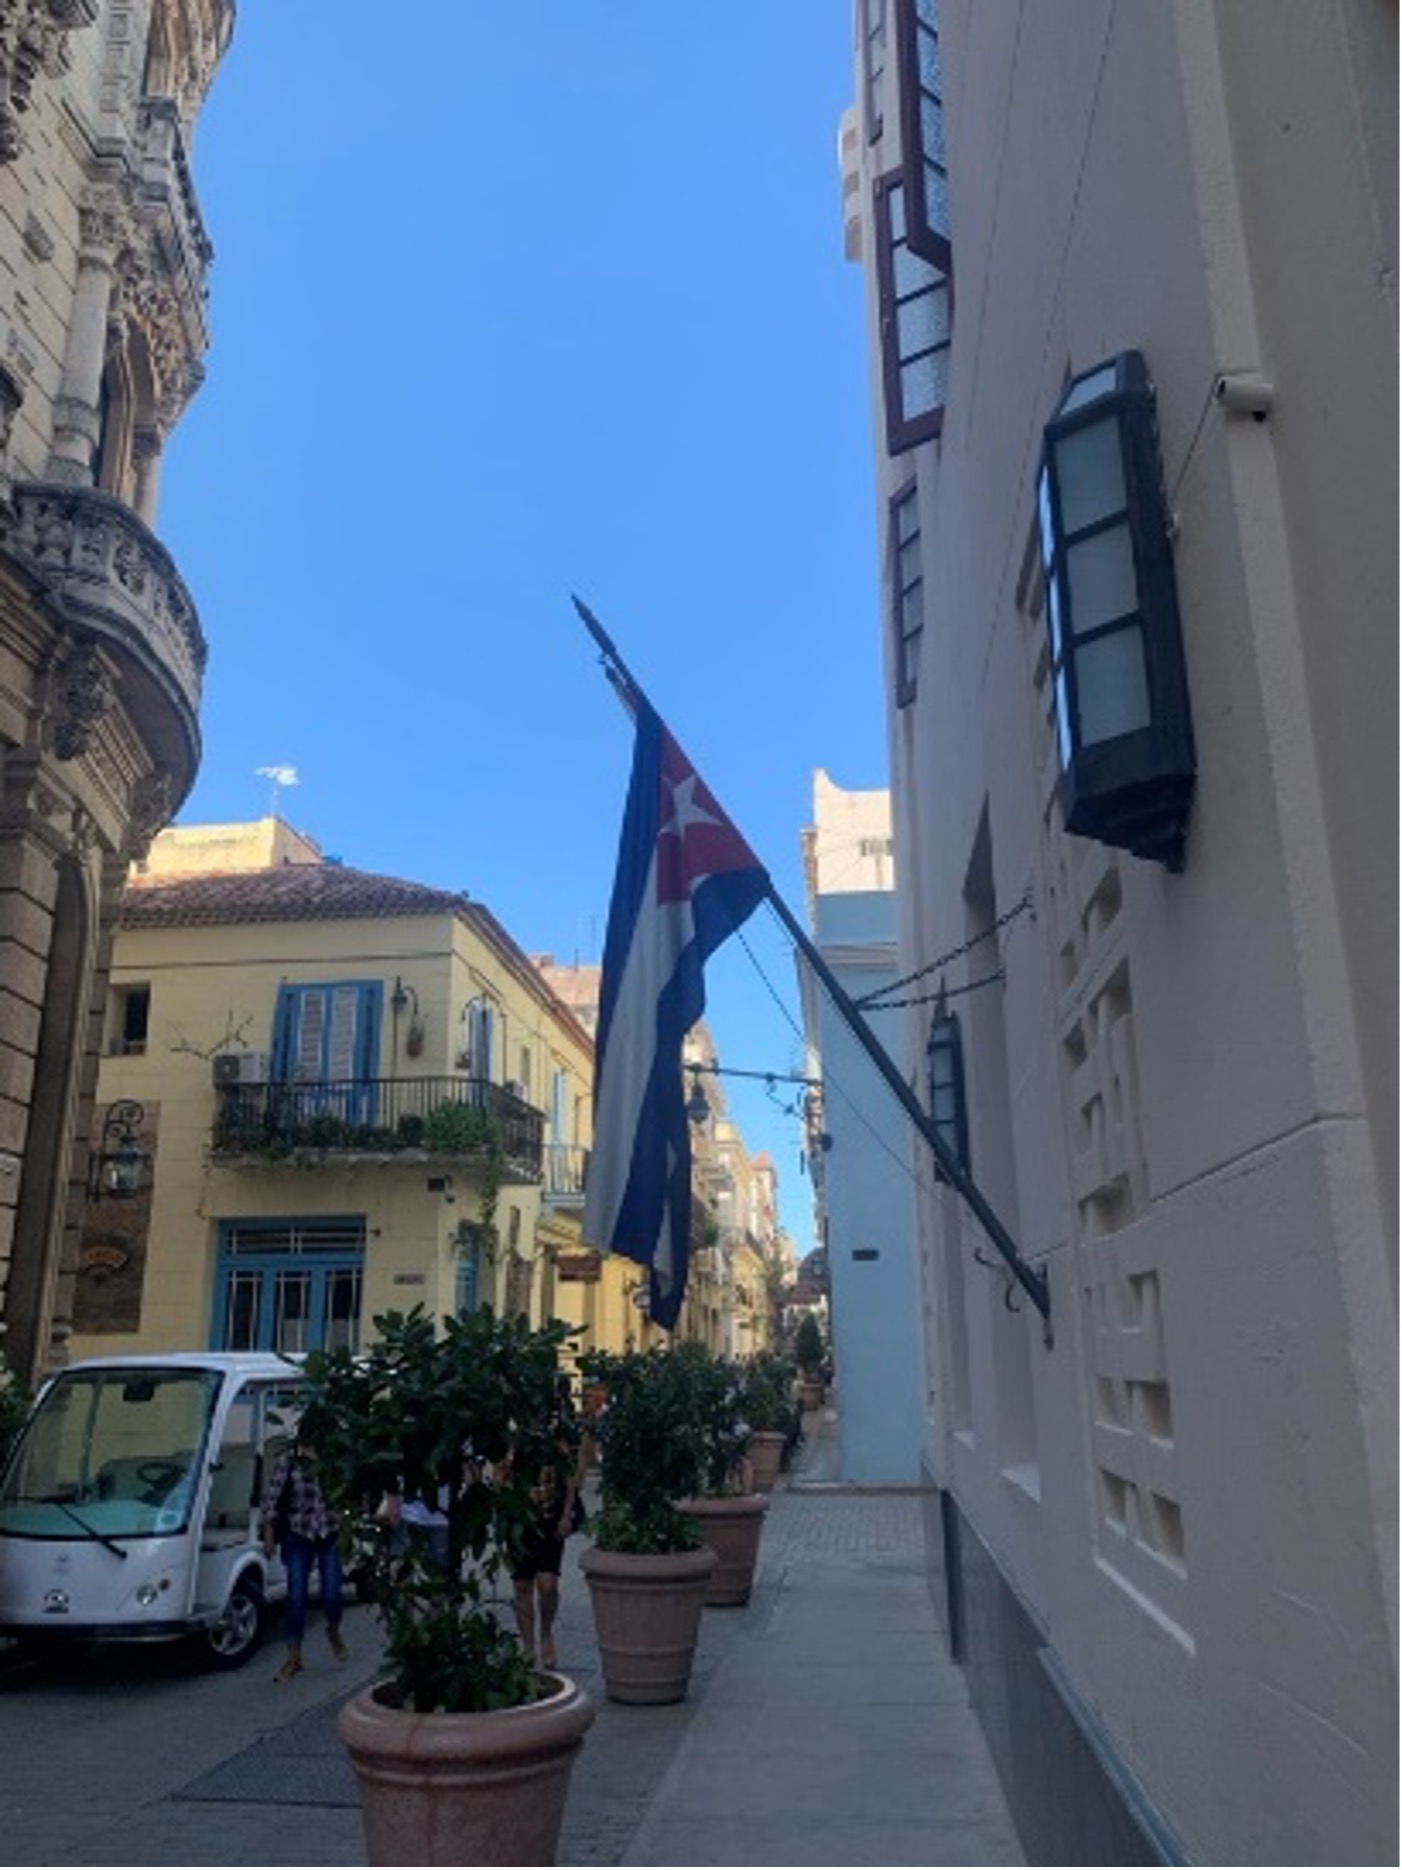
<box><xmin>857</xmin><ymin>968</ymin><xmax>1006</xmax><ymax>1014</ymax></box>
<box><xmin>852</xmin><ymin>888</ymin><xmax>1034</xmax><ymax>1010</ymax></box>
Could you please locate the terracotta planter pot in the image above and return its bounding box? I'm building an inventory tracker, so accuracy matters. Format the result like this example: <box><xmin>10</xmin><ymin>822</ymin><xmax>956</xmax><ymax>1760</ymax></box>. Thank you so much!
<box><xmin>798</xmin><ymin>1378</ymin><xmax>824</xmax><ymax>1411</ymax></box>
<box><xmin>579</xmin><ymin>1543</ymin><xmax>717</xmax><ymax>1704</ymax></box>
<box><xmin>337</xmin><ymin>1673</ymin><xmax>595</xmax><ymax>1866</ymax></box>
<box><xmin>746</xmin><ymin>1430</ymin><xmax>786</xmax><ymax>1493</ymax></box>
<box><xmin>678</xmin><ymin>1493</ymin><xmax>769</xmax><ymax>1606</ymax></box>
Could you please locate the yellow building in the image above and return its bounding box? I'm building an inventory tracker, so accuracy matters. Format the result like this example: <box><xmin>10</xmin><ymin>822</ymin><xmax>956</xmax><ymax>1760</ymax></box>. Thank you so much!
<box><xmin>72</xmin><ymin>821</ymin><xmax>601</xmax><ymax>1362</ymax></box>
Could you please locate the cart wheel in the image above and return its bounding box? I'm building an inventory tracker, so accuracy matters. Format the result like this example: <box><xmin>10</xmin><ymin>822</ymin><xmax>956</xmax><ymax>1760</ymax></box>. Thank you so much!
<box><xmin>204</xmin><ymin>1575</ymin><xmax>264</xmax><ymax>1670</ymax></box>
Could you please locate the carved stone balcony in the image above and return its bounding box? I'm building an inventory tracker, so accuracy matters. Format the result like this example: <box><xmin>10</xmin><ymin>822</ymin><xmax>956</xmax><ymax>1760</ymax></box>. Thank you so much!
<box><xmin>2</xmin><ymin>481</ymin><xmax>206</xmax><ymax>770</ymax></box>
<box><xmin>135</xmin><ymin>98</ymin><xmax>213</xmax><ymax>316</ymax></box>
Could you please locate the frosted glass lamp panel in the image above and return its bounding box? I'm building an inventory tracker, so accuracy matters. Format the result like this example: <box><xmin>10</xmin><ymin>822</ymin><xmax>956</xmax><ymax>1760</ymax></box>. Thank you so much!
<box><xmin>1054</xmin><ymin>672</ymin><xmax>1074</xmax><ymax>766</ymax></box>
<box><xmin>1067</xmin><ymin>523</ymin><xmax>1137</xmax><ymax>636</ymax></box>
<box><xmin>1055</xmin><ymin>419</ymin><xmax>1126</xmax><ymax>534</ymax></box>
<box><xmin>1059</xmin><ymin>366</ymin><xmax>1119</xmax><ymax>417</ymax></box>
<box><xmin>1075</xmin><ymin>628</ymin><xmax>1151</xmax><ymax>745</ymax></box>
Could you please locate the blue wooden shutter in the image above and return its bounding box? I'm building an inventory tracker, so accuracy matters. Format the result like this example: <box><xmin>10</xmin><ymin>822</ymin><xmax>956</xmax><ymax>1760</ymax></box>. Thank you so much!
<box><xmin>272</xmin><ymin>983</ymin><xmax>383</xmax><ymax>1116</ymax></box>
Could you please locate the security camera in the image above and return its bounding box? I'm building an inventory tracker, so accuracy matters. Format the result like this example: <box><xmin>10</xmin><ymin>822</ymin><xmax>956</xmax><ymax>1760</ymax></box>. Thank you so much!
<box><xmin>1213</xmin><ymin>371</ymin><xmax>1273</xmax><ymax>419</ymax></box>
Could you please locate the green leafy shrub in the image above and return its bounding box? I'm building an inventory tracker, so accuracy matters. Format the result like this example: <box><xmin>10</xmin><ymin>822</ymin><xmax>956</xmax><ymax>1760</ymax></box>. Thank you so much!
<box><xmin>580</xmin><ymin>1347</ymin><xmax>708</xmax><ymax>1554</ymax></box>
<box><xmin>298</xmin><ymin>1305</ymin><xmax>574</xmax><ymax>1714</ymax></box>
<box><xmin>668</xmin><ymin>1343</ymin><xmax>755</xmax><ymax>1497</ymax></box>
<box><xmin>794</xmin><ymin>1312</ymin><xmax>825</xmax><ymax>1375</ymax></box>
<box><xmin>423</xmin><ymin>1101</ymin><xmax>498</xmax><ymax>1154</ymax></box>
<box><xmin>299</xmin><ymin>1111</ymin><xmax>351</xmax><ymax>1150</ymax></box>
<box><xmin>741</xmin><ymin>1351</ymin><xmax>797</xmax><ymax>1432</ymax></box>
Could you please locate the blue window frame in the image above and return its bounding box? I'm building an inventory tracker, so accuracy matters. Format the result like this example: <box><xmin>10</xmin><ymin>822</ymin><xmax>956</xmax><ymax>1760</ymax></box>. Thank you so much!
<box><xmin>455</xmin><ymin>1223</ymin><xmax>484</xmax><ymax>1317</ymax></box>
<box><xmin>272</xmin><ymin>981</ymin><xmax>382</xmax><ymax>1125</ymax></box>
<box><xmin>213</xmin><ymin>1216</ymin><xmax>365</xmax><ymax>1354</ymax></box>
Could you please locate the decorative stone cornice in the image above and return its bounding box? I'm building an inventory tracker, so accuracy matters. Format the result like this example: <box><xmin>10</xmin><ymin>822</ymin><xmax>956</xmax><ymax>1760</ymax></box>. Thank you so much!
<box><xmin>126</xmin><ymin>765</ymin><xmax>173</xmax><ymax>860</ymax></box>
<box><xmin>51</xmin><ymin>641</ymin><xmax>115</xmax><ymax>759</ymax></box>
<box><xmin>78</xmin><ymin>182</ymin><xmax>132</xmax><ymax>262</ymax></box>
<box><xmin>2</xmin><ymin>481</ymin><xmax>206</xmax><ymax>744</ymax></box>
<box><xmin>0</xmin><ymin>748</ymin><xmax>75</xmax><ymax>856</ymax></box>
<box><xmin>0</xmin><ymin>0</ymin><xmax>101</xmax><ymax>164</ymax></box>
<box><xmin>116</xmin><ymin>241</ymin><xmax>206</xmax><ymax>427</ymax></box>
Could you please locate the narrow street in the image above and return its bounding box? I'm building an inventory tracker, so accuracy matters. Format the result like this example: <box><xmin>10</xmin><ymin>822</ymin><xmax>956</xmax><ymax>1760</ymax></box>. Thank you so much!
<box><xmin>0</xmin><ymin>1411</ymin><xmax>1021</xmax><ymax>1867</ymax></box>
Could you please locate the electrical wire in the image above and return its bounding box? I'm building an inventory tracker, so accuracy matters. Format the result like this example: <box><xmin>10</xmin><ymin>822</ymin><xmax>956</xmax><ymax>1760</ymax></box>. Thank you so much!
<box><xmin>735</xmin><ymin>908</ymin><xmax>1020</xmax><ymax>1307</ymax></box>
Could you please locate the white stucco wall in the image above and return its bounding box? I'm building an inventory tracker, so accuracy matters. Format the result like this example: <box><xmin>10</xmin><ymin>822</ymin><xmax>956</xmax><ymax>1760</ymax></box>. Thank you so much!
<box><xmin>816</xmin><ymin>889</ymin><xmax>924</xmax><ymax>1486</ymax></box>
<box><xmin>849</xmin><ymin>1</ymin><xmax>1397</xmax><ymax>1861</ymax></box>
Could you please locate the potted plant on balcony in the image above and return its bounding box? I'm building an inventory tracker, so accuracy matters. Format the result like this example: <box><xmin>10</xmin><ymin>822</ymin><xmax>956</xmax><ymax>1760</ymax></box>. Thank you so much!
<box><xmin>298</xmin><ymin>1305</ymin><xmax>594</xmax><ymax>1867</ymax></box>
<box><xmin>576</xmin><ymin>1346</ymin><xmax>716</xmax><ymax>1704</ymax></box>
<box><xmin>673</xmin><ymin>1345</ymin><xmax>769</xmax><ymax>1607</ymax></box>
<box><xmin>794</xmin><ymin>1312</ymin><xmax>826</xmax><ymax>1411</ymax></box>
<box><xmin>741</xmin><ymin>1351</ymin><xmax>797</xmax><ymax>1492</ymax></box>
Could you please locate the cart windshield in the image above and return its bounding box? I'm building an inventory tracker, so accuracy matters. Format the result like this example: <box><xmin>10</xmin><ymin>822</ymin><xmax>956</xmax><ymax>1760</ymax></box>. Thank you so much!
<box><xmin>0</xmin><ymin>1367</ymin><xmax>221</xmax><ymax>1540</ymax></box>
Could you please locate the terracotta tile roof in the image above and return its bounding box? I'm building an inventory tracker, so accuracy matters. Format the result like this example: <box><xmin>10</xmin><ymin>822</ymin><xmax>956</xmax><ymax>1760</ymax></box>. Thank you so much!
<box><xmin>120</xmin><ymin>865</ymin><xmax>468</xmax><ymax>928</ymax></box>
<box><xmin>119</xmin><ymin>864</ymin><xmax>597</xmax><ymax>1055</ymax></box>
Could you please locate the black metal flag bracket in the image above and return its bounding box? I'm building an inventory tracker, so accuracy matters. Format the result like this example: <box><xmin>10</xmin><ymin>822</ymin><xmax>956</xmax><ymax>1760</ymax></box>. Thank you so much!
<box><xmin>572</xmin><ymin>594</ymin><xmax>1053</xmax><ymax>1345</ymax></box>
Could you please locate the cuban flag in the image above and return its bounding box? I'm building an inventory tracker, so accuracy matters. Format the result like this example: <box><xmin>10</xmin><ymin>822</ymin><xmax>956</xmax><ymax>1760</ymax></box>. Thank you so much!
<box><xmin>584</xmin><ymin>698</ymin><xmax>768</xmax><ymax>1329</ymax></box>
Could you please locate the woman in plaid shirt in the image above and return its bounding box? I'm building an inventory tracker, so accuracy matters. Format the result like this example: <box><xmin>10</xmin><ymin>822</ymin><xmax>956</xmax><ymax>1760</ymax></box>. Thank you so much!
<box><xmin>260</xmin><ymin>1438</ymin><xmax>348</xmax><ymax>1682</ymax></box>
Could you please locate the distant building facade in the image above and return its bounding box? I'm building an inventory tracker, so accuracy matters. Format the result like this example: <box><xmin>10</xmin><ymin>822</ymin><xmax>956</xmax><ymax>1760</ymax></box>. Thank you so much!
<box><xmin>798</xmin><ymin>771</ymin><xmax>922</xmax><ymax>1483</ymax></box>
<box><xmin>75</xmin><ymin>824</ymin><xmax>598</xmax><ymax>1362</ymax></box>
<box><xmin>845</xmin><ymin>2</ymin><xmax>1395</xmax><ymax>1863</ymax></box>
<box><xmin>0</xmin><ymin>1</ymin><xmax>233</xmax><ymax>1384</ymax></box>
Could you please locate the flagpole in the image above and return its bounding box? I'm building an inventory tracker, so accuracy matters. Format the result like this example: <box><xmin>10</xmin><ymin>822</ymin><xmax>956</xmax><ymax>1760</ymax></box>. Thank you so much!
<box><xmin>573</xmin><ymin>593</ymin><xmax>1052</xmax><ymax>1341</ymax></box>
<box><xmin>763</xmin><ymin>886</ymin><xmax>1051</xmax><ymax>1340</ymax></box>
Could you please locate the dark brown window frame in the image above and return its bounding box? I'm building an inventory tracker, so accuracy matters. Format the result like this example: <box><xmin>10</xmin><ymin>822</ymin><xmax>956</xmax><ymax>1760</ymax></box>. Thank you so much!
<box><xmin>860</xmin><ymin>0</ymin><xmax>886</xmax><ymax>143</ymax></box>
<box><xmin>888</xmin><ymin>477</ymin><xmax>924</xmax><ymax>707</ymax></box>
<box><xmin>874</xmin><ymin>171</ymin><xmax>951</xmax><ymax>454</ymax></box>
<box><xmin>894</xmin><ymin>0</ymin><xmax>953</xmax><ymax>272</ymax></box>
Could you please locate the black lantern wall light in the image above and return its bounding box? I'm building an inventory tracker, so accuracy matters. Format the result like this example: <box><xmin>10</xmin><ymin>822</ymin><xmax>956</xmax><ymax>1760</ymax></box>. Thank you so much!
<box><xmin>925</xmin><ymin>988</ymin><xmax>969</xmax><ymax>1181</ymax></box>
<box><xmin>1037</xmin><ymin>351</ymin><xmax>1196</xmax><ymax>870</ymax></box>
<box><xmin>88</xmin><ymin>1099</ymin><xmax>151</xmax><ymax>1200</ymax></box>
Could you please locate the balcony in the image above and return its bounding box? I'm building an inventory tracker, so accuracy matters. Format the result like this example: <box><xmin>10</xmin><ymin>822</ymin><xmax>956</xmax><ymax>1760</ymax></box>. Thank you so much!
<box><xmin>3</xmin><ymin>482</ymin><xmax>206</xmax><ymax>771</ymax></box>
<box><xmin>542</xmin><ymin>1144</ymin><xmax>589</xmax><ymax>1205</ymax></box>
<box><xmin>136</xmin><ymin>98</ymin><xmax>215</xmax><ymax>304</ymax></box>
<box><xmin>212</xmin><ymin>1076</ymin><xmax>543</xmax><ymax>1181</ymax></box>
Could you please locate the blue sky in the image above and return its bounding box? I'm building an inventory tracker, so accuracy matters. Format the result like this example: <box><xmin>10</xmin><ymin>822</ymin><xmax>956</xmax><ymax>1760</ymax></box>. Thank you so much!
<box><xmin>161</xmin><ymin>4</ymin><xmax>887</xmax><ymax>1257</ymax></box>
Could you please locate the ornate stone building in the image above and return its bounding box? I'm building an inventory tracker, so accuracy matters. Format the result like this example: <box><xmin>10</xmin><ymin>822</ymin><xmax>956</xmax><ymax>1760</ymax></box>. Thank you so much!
<box><xmin>0</xmin><ymin>0</ymin><xmax>232</xmax><ymax>1384</ymax></box>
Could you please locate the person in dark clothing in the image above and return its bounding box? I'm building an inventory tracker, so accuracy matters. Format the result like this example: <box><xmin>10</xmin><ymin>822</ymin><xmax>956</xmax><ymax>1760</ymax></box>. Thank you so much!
<box><xmin>510</xmin><ymin>1390</ymin><xmax>584</xmax><ymax>1672</ymax></box>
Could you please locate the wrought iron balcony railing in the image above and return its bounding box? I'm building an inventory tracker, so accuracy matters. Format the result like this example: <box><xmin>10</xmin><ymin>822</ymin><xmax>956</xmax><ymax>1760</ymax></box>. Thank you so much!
<box><xmin>212</xmin><ymin>1076</ymin><xmax>543</xmax><ymax>1180</ymax></box>
<box><xmin>543</xmin><ymin>1144</ymin><xmax>589</xmax><ymax>1201</ymax></box>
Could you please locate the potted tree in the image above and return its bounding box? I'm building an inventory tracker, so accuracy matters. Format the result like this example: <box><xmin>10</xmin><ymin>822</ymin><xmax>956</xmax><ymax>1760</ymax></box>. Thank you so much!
<box><xmin>742</xmin><ymin>1351</ymin><xmax>797</xmax><ymax>1492</ymax></box>
<box><xmin>576</xmin><ymin>1346</ymin><xmax>717</xmax><ymax>1704</ymax></box>
<box><xmin>674</xmin><ymin>1345</ymin><xmax>769</xmax><ymax>1607</ymax></box>
<box><xmin>794</xmin><ymin>1312</ymin><xmax>826</xmax><ymax>1411</ymax></box>
<box><xmin>298</xmin><ymin>1306</ymin><xmax>594</xmax><ymax>1867</ymax></box>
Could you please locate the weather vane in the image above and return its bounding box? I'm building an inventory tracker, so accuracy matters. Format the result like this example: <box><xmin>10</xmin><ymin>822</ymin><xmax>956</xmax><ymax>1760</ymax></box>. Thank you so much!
<box><xmin>255</xmin><ymin>765</ymin><xmax>299</xmax><ymax>817</ymax></box>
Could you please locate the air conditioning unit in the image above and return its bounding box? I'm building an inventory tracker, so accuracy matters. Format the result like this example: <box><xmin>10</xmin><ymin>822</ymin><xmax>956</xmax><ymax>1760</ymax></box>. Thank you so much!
<box><xmin>504</xmin><ymin>1079</ymin><xmax>527</xmax><ymax>1101</ymax></box>
<box><xmin>212</xmin><ymin>1051</ymin><xmax>271</xmax><ymax>1088</ymax></box>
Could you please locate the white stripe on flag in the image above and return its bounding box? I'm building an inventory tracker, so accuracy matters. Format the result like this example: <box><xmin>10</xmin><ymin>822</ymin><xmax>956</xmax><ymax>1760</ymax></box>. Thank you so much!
<box><xmin>583</xmin><ymin>861</ymin><xmax>694</xmax><ymax>1256</ymax></box>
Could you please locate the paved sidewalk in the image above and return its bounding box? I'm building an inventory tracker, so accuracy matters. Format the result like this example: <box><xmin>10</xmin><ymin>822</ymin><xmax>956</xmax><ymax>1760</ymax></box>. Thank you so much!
<box><xmin>0</xmin><ymin>1409</ymin><xmax>1023</xmax><ymax>1866</ymax></box>
<box><xmin>614</xmin><ymin>1409</ymin><xmax>1022</xmax><ymax>1867</ymax></box>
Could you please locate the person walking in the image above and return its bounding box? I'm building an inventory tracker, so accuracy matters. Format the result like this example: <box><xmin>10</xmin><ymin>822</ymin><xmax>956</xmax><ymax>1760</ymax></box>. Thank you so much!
<box><xmin>260</xmin><ymin>1435</ymin><xmax>348</xmax><ymax>1682</ymax></box>
<box><xmin>510</xmin><ymin>1384</ymin><xmax>584</xmax><ymax>1672</ymax></box>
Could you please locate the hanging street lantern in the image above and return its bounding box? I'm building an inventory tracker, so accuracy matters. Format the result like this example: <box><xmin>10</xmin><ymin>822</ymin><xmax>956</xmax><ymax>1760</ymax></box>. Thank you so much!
<box><xmin>88</xmin><ymin>1100</ymin><xmax>151</xmax><ymax>1200</ymax></box>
